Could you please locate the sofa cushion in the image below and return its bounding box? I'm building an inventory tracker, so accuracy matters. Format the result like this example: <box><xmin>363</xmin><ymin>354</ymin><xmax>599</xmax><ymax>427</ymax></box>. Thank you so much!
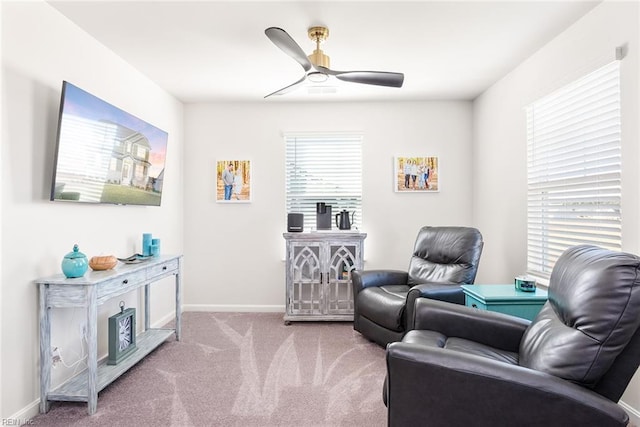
<box><xmin>358</xmin><ymin>285</ymin><xmax>410</xmax><ymax>332</ymax></box>
<box><xmin>519</xmin><ymin>245</ymin><xmax>640</xmax><ymax>388</ymax></box>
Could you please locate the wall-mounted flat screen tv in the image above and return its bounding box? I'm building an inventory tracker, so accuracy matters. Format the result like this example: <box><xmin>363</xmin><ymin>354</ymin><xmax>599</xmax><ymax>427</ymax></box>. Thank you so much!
<box><xmin>50</xmin><ymin>81</ymin><xmax>168</xmax><ymax>206</ymax></box>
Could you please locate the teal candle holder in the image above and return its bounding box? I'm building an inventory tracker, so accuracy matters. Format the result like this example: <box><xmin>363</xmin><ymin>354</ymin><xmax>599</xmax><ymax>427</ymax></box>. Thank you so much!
<box><xmin>142</xmin><ymin>233</ymin><xmax>152</xmax><ymax>256</ymax></box>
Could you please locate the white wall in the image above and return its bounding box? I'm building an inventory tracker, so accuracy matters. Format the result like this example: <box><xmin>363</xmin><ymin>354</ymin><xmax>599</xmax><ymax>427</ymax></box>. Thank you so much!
<box><xmin>5</xmin><ymin>0</ymin><xmax>638</xmax><ymax>421</ymax></box>
<box><xmin>1</xmin><ymin>2</ymin><xmax>184</xmax><ymax>420</ymax></box>
<box><xmin>183</xmin><ymin>101</ymin><xmax>474</xmax><ymax>310</ymax></box>
<box><xmin>472</xmin><ymin>0</ymin><xmax>640</xmax><ymax>416</ymax></box>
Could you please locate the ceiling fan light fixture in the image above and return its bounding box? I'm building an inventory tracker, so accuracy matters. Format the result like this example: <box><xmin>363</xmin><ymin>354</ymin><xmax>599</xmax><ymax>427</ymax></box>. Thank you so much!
<box><xmin>307</xmin><ymin>71</ymin><xmax>329</xmax><ymax>83</ymax></box>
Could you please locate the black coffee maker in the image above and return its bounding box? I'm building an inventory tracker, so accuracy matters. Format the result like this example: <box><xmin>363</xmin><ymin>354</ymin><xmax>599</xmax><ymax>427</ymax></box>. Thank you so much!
<box><xmin>316</xmin><ymin>202</ymin><xmax>332</xmax><ymax>230</ymax></box>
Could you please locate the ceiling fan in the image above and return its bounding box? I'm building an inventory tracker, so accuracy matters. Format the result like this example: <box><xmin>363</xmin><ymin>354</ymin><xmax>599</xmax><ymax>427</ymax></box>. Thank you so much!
<box><xmin>264</xmin><ymin>26</ymin><xmax>404</xmax><ymax>98</ymax></box>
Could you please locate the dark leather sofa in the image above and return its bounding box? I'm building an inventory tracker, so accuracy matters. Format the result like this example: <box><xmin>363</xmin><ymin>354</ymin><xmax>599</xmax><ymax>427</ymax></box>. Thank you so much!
<box><xmin>385</xmin><ymin>245</ymin><xmax>640</xmax><ymax>427</ymax></box>
<box><xmin>352</xmin><ymin>226</ymin><xmax>483</xmax><ymax>347</ymax></box>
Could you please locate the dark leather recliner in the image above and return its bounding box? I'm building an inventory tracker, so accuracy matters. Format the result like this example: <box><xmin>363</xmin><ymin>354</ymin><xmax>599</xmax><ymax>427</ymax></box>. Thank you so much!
<box><xmin>352</xmin><ymin>226</ymin><xmax>483</xmax><ymax>347</ymax></box>
<box><xmin>385</xmin><ymin>245</ymin><xmax>640</xmax><ymax>427</ymax></box>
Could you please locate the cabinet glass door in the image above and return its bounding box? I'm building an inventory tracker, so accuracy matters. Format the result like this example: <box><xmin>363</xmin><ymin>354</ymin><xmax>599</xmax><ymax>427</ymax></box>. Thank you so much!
<box><xmin>290</xmin><ymin>243</ymin><xmax>323</xmax><ymax>315</ymax></box>
<box><xmin>326</xmin><ymin>244</ymin><xmax>357</xmax><ymax>314</ymax></box>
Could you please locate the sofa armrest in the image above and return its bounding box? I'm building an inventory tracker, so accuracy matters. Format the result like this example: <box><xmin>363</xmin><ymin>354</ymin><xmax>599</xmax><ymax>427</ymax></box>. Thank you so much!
<box><xmin>411</xmin><ymin>298</ymin><xmax>530</xmax><ymax>352</ymax></box>
<box><xmin>351</xmin><ymin>270</ymin><xmax>408</xmax><ymax>299</ymax></box>
<box><xmin>386</xmin><ymin>342</ymin><xmax>629</xmax><ymax>427</ymax></box>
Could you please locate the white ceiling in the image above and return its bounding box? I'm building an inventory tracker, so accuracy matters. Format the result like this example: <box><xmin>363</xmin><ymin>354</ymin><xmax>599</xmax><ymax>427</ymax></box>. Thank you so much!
<box><xmin>48</xmin><ymin>0</ymin><xmax>600</xmax><ymax>103</ymax></box>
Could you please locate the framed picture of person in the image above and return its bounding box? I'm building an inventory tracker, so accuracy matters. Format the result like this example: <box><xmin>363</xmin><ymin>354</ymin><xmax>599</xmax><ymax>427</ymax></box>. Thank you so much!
<box><xmin>216</xmin><ymin>160</ymin><xmax>252</xmax><ymax>202</ymax></box>
<box><xmin>394</xmin><ymin>156</ymin><xmax>439</xmax><ymax>192</ymax></box>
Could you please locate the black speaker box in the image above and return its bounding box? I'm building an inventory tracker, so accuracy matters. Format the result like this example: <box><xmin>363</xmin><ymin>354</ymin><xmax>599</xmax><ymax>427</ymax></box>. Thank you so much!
<box><xmin>287</xmin><ymin>213</ymin><xmax>304</xmax><ymax>232</ymax></box>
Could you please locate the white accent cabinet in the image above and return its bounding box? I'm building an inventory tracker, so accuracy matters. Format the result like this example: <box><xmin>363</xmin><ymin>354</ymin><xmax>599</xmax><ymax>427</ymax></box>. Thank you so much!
<box><xmin>283</xmin><ymin>231</ymin><xmax>366</xmax><ymax>323</ymax></box>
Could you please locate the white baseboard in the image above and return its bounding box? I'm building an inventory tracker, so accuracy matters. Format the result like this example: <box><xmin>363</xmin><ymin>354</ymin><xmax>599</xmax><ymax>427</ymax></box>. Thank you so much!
<box><xmin>619</xmin><ymin>400</ymin><xmax>640</xmax><ymax>426</ymax></box>
<box><xmin>151</xmin><ymin>311</ymin><xmax>180</xmax><ymax>329</ymax></box>
<box><xmin>183</xmin><ymin>304</ymin><xmax>285</xmax><ymax>313</ymax></box>
<box><xmin>8</xmin><ymin>398</ymin><xmax>39</xmax><ymax>425</ymax></box>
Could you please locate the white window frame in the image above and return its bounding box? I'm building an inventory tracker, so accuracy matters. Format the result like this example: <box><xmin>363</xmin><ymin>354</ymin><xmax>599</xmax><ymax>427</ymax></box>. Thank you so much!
<box><xmin>526</xmin><ymin>60</ymin><xmax>621</xmax><ymax>280</ymax></box>
<box><xmin>285</xmin><ymin>133</ymin><xmax>363</xmax><ymax>231</ymax></box>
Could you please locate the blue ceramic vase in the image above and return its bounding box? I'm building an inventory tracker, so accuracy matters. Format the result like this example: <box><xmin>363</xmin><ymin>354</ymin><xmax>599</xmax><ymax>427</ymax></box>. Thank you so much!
<box><xmin>61</xmin><ymin>244</ymin><xmax>88</xmax><ymax>278</ymax></box>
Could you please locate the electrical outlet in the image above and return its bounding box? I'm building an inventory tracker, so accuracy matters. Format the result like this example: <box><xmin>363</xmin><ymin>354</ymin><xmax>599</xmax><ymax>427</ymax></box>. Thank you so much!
<box><xmin>51</xmin><ymin>347</ymin><xmax>61</xmax><ymax>367</ymax></box>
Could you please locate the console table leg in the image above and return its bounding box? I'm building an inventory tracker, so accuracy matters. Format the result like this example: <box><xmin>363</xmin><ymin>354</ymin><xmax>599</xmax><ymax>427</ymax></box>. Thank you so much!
<box><xmin>144</xmin><ymin>284</ymin><xmax>150</xmax><ymax>330</ymax></box>
<box><xmin>38</xmin><ymin>284</ymin><xmax>50</xmax><ymax>413</ymax></box>
<box><xmin>175</xmin><ymin>271</ymin><xmax>181</xmax><ymax>341</ymax></box>
<box><xmin>86</xmin><ymin>286</ymin><xmax>98</xmax><ymax>415</ymax></box>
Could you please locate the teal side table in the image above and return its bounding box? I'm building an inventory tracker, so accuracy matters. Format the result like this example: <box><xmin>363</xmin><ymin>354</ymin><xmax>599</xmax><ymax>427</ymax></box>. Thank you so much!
<box><xmin>461</xmin><ymin>284</ymin><xmax>548</xmax><ymax>321</ymax></box>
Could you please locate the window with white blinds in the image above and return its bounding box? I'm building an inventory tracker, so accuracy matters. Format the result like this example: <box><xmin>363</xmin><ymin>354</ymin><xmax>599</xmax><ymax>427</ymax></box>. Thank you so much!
<box><xmin>285</xmin><ymin>134</ymin><xmax>363</xmax><ymax>231</ymax></box>
<box><xmin>526</xmin><ymin>60</ymin><xmax>621</xmax><ymax>280</ymax></box>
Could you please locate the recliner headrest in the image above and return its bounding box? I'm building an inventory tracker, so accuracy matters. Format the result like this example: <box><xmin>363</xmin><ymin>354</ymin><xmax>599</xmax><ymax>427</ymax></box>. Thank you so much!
<box><xmin>407</xmin><ymin>226</ymin><xmax>483</xmax><ymax>286</ymax></box>
<box><xmin>520</xmin><ymin>245</ymin><xmax>640</xmax><ymax>388</ymax></box>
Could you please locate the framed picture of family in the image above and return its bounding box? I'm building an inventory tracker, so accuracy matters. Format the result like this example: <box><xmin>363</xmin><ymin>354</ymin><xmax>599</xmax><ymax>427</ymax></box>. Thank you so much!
<box><xmin>216</xmin><ymin>159</ymin><xmax>252</xmax><ymax>202</ymax></box>
<box><xmin>394</xmin><ymin>156</ymin><xmax>439</xmax><ymax>192</ymax></box>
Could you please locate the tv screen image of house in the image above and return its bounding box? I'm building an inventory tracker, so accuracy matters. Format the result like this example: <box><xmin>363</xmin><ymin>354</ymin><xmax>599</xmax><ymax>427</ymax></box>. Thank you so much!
<box><xmin>50</xmin><ymin>81</ymin><xmax>169</xmax><ymax>206</ymax></box>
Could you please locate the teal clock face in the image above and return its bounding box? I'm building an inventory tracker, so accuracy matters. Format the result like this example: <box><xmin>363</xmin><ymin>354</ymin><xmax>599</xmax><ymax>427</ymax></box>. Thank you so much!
<box><xmin>118</xmin><ymin>317</ymin><xmax>132</xmax><ymax>351</ymax></box>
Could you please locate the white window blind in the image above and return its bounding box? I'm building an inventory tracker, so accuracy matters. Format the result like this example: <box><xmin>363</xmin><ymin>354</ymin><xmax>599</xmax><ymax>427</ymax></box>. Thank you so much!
<box><xmin>526</xmin><ymin>61</ymin><xmax>621</xmax><ymax>279</ymax></box>
<box><xmin>285</xmin><ymin>134</ymin><xmax>363</xmax><ymax>231</ymax></box>
<box><xmin>526</xmin><ymin>61</ymin><xmax>622</xmax><ymax>278</ymax></box>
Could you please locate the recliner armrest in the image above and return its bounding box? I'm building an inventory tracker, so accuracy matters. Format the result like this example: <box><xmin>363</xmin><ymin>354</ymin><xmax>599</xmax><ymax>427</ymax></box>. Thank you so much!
<box><xmin>351</xmin><ymin>270</ymin><xmax>408</xmax><ymax>298</ymax></box>
<box><xmin>386</xmin><ymin>342</ymin><xmax>629</xmax><ymax>427</ymax></box>
<box><xmin>411</xmin><ymin>298</ymin><xmax>530</xmax><ymax>352</ymax></box>
<box><xmin>405</xmin><ymin>283</ymin><xmax>465</xmax><ymax>331</ymax></box>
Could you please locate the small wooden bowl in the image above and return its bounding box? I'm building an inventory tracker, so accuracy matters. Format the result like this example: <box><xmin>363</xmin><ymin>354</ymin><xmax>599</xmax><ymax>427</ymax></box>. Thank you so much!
<box><xmin>89</xmin><ymin>255</ymin><xmax>117</xmax><ymax>271</ymax></box>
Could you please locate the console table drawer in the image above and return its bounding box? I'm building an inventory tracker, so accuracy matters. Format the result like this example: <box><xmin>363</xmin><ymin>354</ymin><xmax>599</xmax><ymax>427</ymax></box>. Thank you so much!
<box><xmin>462</xmin><ymin>284</ymin><xmax>548</xmax><ymax>321</ymax></box>
<box><xmin>97</xmin><ymin>270</ymin><xmax>147</xmax><ymax>304</ymax></box>
<box><xmin>465</xmin><ymin>295</ymin><xmax>546</xmax><ymax>320</ymax></box>
<box><xmin>46</xmin><ymin>270</ymin><xmax>147</xmax><ymax>307</ymax></box>
<box><xmin>146</xmin><ymin>258</ymin><xmax>179</xmax><ymax>281</ymax></box>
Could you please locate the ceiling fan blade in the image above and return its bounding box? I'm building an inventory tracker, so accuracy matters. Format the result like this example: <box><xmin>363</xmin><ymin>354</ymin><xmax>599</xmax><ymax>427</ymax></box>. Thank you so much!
<box><xmin>314</xmin><ymin>66</ymin><xmax>404</xmax><ymax>88</ymax></box>
<box><xmin>335</xmin><ymin>71</ymin><xmax>405</xmax><ymax>88</ymax></box>
<box><xmin>265</xmin><ymin>27</ymin><xmax>312</xmax><ymax>72</ymax></box>
<box><xmin>264</xmin><ymin>75</ymin><xmax>307</xmax><ymax>98</ymax></box>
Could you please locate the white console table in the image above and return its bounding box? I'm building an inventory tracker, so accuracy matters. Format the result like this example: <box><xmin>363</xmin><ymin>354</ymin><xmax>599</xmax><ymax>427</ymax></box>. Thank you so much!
<box><xmin>35</xmin><ymin>254</ymin><xmax>182</xmax><ymax>415</ymax></box>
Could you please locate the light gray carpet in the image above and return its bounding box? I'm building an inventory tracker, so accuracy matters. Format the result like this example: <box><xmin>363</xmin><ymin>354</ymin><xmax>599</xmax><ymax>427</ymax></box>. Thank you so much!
<box><xmin>31</xmin><ymin>312</ymin><xmax>387</xmax><ymax>426</ymax></box>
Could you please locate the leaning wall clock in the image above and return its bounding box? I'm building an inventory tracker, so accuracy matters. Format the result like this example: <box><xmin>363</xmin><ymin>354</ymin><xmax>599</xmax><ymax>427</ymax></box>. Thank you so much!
<box><xmin>108</xmin><ymin>301</ymin><xmax>137</xmax><ymax>365</ymax></box>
